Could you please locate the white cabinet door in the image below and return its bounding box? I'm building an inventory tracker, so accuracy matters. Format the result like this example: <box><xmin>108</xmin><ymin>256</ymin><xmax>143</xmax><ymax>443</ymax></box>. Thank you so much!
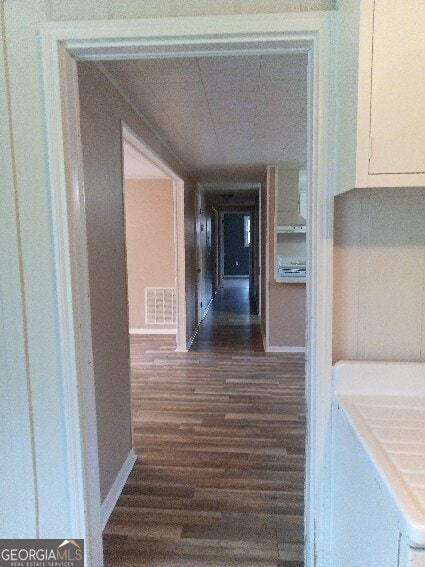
<box><xmin>369</xmin><ymin>0</ymin><xmax>425</xmax><ymax>177</ymax></box>
<box><xmin>334</xmin><ymin>0</ymin><xmax>425</xmax><ymax>194</ymax></box>
<box><xmin>399</xmin><ymin>536</ymin><xmax>425</xmax><ymax>567</ymax></box>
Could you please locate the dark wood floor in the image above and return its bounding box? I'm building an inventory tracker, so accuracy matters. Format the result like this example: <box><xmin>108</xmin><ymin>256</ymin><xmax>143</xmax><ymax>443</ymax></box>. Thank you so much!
<box><xmin>104</xmin><ymin>278</ymin><xmax>305</xmax><ymax>566</ymax></box>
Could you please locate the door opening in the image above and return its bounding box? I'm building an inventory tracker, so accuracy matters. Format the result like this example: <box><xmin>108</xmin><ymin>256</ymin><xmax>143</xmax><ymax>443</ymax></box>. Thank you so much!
<box><xmin>122</xmin><ymin>124</ymin><xmax>180</xmax><ymax>344</ymax></box>
<box><xmin>41</xmin><ymin>15</ymin><xmax>333</xmax><ymax>566</ymax></box>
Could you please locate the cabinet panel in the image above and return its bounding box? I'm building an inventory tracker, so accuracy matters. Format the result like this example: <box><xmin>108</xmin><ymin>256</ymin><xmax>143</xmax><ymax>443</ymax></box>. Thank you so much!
<box><xmin>334</xmin><ymin>0</ymin><xmax>425</xmax><ymax>194</ymax></box>
<box><xmin>399</xmin><ymin>536</ymin><xmax>425</xmax><ymax>567</ymax></box>
<box><xmin>369</xmin><ymin>0</ymin><xmax>425</xmax><ymax>176</ymax></box>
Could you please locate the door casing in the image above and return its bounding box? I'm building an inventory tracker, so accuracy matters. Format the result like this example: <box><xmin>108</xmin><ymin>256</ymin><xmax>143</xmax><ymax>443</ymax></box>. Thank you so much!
<box><xmin>41</xmin><ymin>12</ymin><xmax>334</xmax><ymax>566</ymax></box>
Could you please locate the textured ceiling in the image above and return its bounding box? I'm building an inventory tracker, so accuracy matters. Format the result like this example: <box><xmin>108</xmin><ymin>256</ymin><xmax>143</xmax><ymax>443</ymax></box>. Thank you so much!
<box><xmin>99</xmin><ymin>53</ymin><xmax>307</xmax><ymax>184</ymax></box>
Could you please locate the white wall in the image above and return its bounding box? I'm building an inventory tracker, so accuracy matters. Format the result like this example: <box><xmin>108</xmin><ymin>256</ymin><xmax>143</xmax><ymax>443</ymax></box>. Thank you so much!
<box><xmin>333</xmin><ymin>187</ymin><xmax>425</xmax><ymax>362</ymax></box>
<box><xmin>0</xmin><ymin>5</ymin><xmax>37</xmax><ymax>537</ymax></box>
<box><xmin>333</xmin><ymin>0</ymin><xmax>361</xmax><ymax>196</ymax></box>
<box><xmin>277</xmin><ymin>232</ymin><xmax>306</xmax><ymax>260</ymax></box>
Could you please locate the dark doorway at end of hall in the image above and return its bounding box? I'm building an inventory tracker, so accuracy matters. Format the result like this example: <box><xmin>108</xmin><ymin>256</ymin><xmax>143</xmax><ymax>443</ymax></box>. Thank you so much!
<box><xmin>223</xmin><ymin>213</ymin><xmax>250</xmax><ymax>278</ymax></box>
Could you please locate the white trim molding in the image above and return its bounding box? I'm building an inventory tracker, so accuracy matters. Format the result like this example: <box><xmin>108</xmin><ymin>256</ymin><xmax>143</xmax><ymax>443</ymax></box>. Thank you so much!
<box><xmin>266</xmin><ymin>346</ymin><xmax>306</xmax><ymax>353</ymax></box>
<box><xmin>121</xmin><ymin>123</ymin><xmax>186</xmax><ymax>351</ymax></box>
<box><xmin>40</xmin><ymin>12</ymin><xmax>333</xmax><ymax>567</ymax></box>
<box><xmin>186</xmin><ymin>326</ymin><xmax>199</xmax><ymax>352</ymax></box>
<box><xmin>129</xmin><ymin>328</ymin><xmax>176</xmax><ymax>335</ymax></box>
<box><xmin>101</xmin><ymin>450</ymin><xmax>136</xmax><ymax>530</ymax></box>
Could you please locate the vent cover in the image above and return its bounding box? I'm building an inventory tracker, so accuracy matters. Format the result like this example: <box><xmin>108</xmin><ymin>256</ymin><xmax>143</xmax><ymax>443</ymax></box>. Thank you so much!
<box><xmin>145</xmin><ymin>287</ymin><xmax>176</xmax><ymax>325</ymax></box>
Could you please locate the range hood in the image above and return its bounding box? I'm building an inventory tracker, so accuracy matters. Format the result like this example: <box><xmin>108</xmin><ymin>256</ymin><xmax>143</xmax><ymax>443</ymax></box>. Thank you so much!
<box><xmin>277</xmin><ymin>224</ymin><xmax>306</xmax><ymax>233</ymax></box>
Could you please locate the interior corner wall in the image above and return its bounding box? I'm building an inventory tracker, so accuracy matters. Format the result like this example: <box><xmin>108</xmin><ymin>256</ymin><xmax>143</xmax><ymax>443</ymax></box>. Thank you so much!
<box><xmin>333</xmin><ymin>187</ymin><xmax>425</xmax><ymax>363</ymax></box>
<box><xmin>77</xmin><ymin>61</ymin><xmax>199</xmax><ymax>502</ymax></box>
<box><xmin>125</xmin><ymin>178</ymin><xmax>176</xmax><ymax>332</ymax></box>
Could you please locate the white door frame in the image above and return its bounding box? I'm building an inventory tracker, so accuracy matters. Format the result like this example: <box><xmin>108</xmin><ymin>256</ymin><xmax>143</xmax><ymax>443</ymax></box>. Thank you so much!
<box><xmin>41</xmin><ymin>13</ymin><xmax>334</xmax><ymax>566</ymax></box>
<box><xmin>121</xmin><ymin>123</ymin><xmax>186</xmax><ymax>344</ymax></box>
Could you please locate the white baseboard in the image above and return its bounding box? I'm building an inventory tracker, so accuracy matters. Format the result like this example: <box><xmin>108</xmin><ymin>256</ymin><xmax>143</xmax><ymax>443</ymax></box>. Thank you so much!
<box><xmin>201</xmin><ymin>296</ymin><xmax>213</xmax><ymax>321</ymax></box>
<box><xmin>186</xmin><ymin>326</ymin><xmax>199</xmax><ymax>351</ymax></box>
<box><xmin>101</xmin><ymin>449</ymin><xmax>137</xmax><ymax>530</ymax></box>
<box><xmin>266</xmin><ymin>346</ymin><xmax>306</xmax><ymax>353</ymax></box>
<box><xmin>129</xmin><ymin>328</ymin><xmax>176</xmax><ymax>335</ymax></box>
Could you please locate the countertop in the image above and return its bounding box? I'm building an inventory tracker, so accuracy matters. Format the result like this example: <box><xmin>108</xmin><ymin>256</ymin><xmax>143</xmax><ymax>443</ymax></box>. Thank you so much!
<box><xmin>334</xmin><ymin>361</ymin><xmax>425</xmax><ymax>546</ymax></box>
<box><xmin>275</xmin><ymin>276</ymin><xmax>306</xmax><ymax>284</ymax></box>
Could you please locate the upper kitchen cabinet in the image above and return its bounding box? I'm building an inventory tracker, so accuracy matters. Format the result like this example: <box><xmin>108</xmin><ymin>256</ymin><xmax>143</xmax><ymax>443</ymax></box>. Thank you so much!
<box><xmin>334</xmin><ymin>0</ymin><xmax>425</xmax><ymax>195</ymax></box>
<box><xmin>276</xmin><ymin>168</ymin><xmax>306</xmax><ymax>230</ymax></box>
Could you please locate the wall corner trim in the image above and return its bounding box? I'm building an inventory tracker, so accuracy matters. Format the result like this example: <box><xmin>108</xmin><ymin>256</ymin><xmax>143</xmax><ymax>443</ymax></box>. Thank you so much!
<box><xmin>101</xmin><ymin>449</ymin><xmax>137</xmax><ymax>530</ymax></box>
<box><xmin>129</xmin><ymin>328</ymin><xmax>176</xmax><ymax>335</ymax></box>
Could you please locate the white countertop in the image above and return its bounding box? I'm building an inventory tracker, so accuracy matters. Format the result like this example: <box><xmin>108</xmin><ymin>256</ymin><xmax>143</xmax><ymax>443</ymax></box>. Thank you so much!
<box><xmin>276</xmin><ymin>276</ymin><xmax>306</xmax><ymax>284</ymax></box>
<box><xmin>334</xmin><ymin>361</ymin><xmax>425</xmax><ymax>546</ymax></box>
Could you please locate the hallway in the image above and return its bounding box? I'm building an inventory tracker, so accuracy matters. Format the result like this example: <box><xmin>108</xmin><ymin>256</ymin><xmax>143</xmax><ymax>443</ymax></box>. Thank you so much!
<box><xmin>191</xmin><ymin>278</ymin><xmax>262</xmax><ymax>353</ymax></box>
<box><xmin>103</xmin><ymin>280</ymin><xmax>305</xmax><ymax>566</ymax></box>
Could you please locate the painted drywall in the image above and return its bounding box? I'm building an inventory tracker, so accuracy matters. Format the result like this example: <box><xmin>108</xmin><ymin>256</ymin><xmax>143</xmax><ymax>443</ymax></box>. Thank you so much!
<box><xmin>276</xmin><ymin>233</ymin><xmax>306</xmax><ymax>260</ymax></box>
<box><xmin>333</xmin><ymin>0</ymin><xmax>361</xmax><ymax>196</ymax></box>
<box><xmin>0</xmin><ymin>0</ymin><xmax>335</xmax><ymax>540</ymax></box>
<box><xmin>125</xmin><ymin>178</ymin><xmax>176</xmax><ymax>331</ymax></box>
<box><xmin>268</xmin><ymin>167</ymin><xmax>306</xmax><ymax>349</ymax></box>
<box><xmin>333</xmin><ymin>187</ymin><xmax>425</xmax><ymax>362</ymax></box>
<box><xmin>78</xmin><ymin>67</ymin><xmax>133</xmax><ymax>504</ymax></box>
<box><xmin>0</xmin><ymin>5</ymin><xmax>37</xmax><ymax>537</ymax></box>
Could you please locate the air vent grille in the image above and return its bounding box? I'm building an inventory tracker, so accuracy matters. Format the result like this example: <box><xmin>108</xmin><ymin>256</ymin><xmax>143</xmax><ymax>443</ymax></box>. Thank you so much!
<box><xmin>145</xmin><ymin>287</ymin><xmax>176</xmax><ymax>325</ymax></box>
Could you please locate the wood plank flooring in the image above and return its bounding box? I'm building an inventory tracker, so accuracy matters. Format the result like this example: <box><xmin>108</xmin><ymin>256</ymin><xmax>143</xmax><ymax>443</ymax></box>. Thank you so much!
<box><xmin>104</xmin><ymin>279</ymin><xmax>305</xmax><ymax>566</ymax></box>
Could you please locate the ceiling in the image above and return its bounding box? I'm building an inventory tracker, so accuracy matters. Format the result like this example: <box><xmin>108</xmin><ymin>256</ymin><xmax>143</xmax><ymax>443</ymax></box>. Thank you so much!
<box><xmin>98</xmin><ymin>53</ymin><xmax>308</xmax><ymax>188</ymax></box>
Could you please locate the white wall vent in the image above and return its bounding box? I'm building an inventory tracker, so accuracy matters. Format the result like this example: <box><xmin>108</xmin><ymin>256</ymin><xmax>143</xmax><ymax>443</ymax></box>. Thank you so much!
<box><xmin>145</xmin><ymin>287</ymin><xmax>176</xmax><ymax>325</ymax></box>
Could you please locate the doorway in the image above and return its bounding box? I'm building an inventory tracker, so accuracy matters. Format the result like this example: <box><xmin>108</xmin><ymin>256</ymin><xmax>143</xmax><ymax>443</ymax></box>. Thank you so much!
<box><xmin>122</xmin><ymin>124</ymin><xmax>180</xmax><ymax>342</ymax></box>
<box><xmin>223</xmin><ymin>213</ymin><xmax>250</xmax><ymax>278</ymax></box>
<box><xmin>41</xmin><ymin>14</ymin><xmax>333</xmax><ymax>566</ymax></box>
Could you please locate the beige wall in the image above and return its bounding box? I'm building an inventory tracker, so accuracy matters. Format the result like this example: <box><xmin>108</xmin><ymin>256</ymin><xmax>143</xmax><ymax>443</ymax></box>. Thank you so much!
<box><xmin>268</xmin><ymin>284</ymin><xmax>306</xmax><ymax>347</ymax></box>
<box><xmin>333</xmin><ymin>187</ymin><xmax>425</xmax><ymax>362</ymax></box>
<box><xmin>261</xmin><ymin>168</ymin><xmax>306</xmax><ymax>348</ymax></box>
<box><xmin>268</xmin><ymin>167</ymin><xmax>306</xmax><ymax>348</ymax></box>
<box><xmin>78</xmin><ymin>61</ymin><xmax>199</xmax><ymax>503</ymax></box>
<box><xmin>125</xmin><ymin>179</ymin><xmax>176</xmax><ymax>331</ymax></box>
<box><xmin>79</xmin><ymin>71</ymin><xmax>132</xmax><ymax>504</ymax></box>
